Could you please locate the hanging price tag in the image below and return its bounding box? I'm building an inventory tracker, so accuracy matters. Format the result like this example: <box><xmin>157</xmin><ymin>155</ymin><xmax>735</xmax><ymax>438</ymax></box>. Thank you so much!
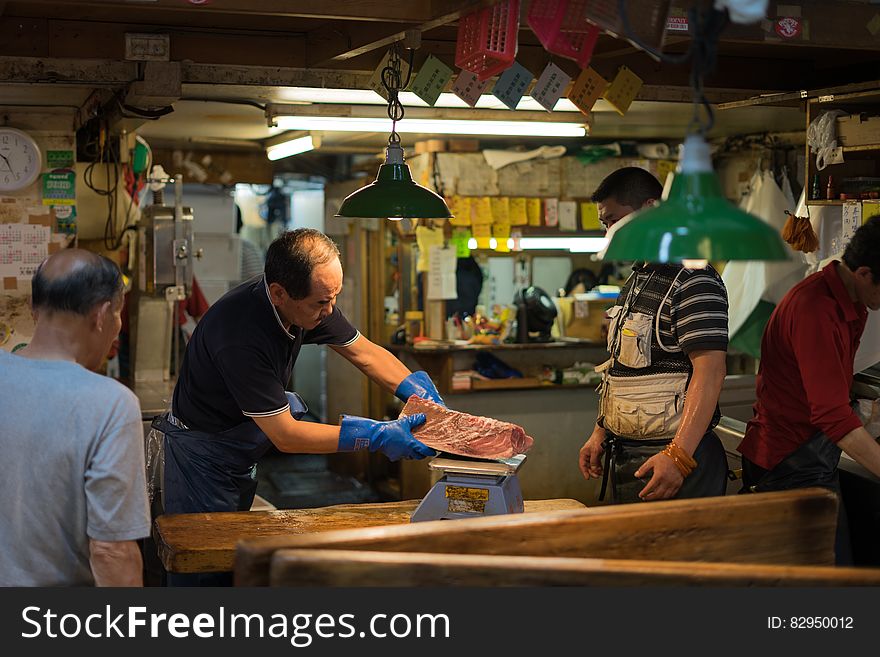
<box><xmin>369</xmin><ymin>50</ymin><xmax>411</xmax><ymax>101</ymax></box>
<box><xmin>568</xmin><ymin>67</ymin><xmax>607</xmax><ymax>116</ymax></box>
<box><xmin>580</xmin><ymin>202</ymin><xmax>601</xmax><ymax>230</ymax></box>
<box><xmin>510</xmin><ymin>197</ymin><xmax>528</xmax><ymax>226</ymax></box>
<box><xmin>558</xmin><ymin>201</ymin><xmax>577</xmax><ymax>231</ymax></box>
<box><xmin>526</xmin><ymin>198</ymin><xmax>542</xmax><ymax>226</ymax></box>
<box><xmin>470</xmin><ymin>196</ymin><xmax>494</xmax><ymax>225</ymax></box>
<box><xmin>490</xmin><ymin>197</ymin><xmax>510</xmax><ymax>225</ymax></box>
<box><xmin>449</xmin><ymin>196</ymin><xmax>472</xmax><ymax>226</ymax></box>
<box><xmin>492</xmin><ymin>62</ymin><xmax>534</xmax><ymax>110</ymax></box>
<box><xmin>603</xmin><ymin>65</ymin><xmax>643</xmax><ymax>116</ymax></box>
<box><xmin>452</xmin><ymin>70</ymin><xmax>489</xmax><ymax>108</ymax></box>
<box><xmin>532</xmin><ymin>63</ymin><xmax>571</xmax><ymax>112</ymax></box>
<box><xmin>493</xmin><ymin>223</ymin><xmax>511</xmax><ymax>252</ymax></box>
<box><xmin>544</xmin><ymin>198</ymin><xmax>559</xmax><ymax>227</ymax></box>
<box><xmin>410</xmin><ymin>54</ymin><xmax>454</xmax><ymax>107</ymax></box>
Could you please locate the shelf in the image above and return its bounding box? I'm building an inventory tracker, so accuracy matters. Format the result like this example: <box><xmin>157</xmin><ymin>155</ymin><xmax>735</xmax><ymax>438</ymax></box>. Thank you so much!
<box><xmin>389</xmin><ymin>339</ymin><xmax>606</xmax><ymax>354</ymax></box>
<box><xmin>448</xmin><ymin>382</ymin><xmax>597</xmax><ymax>395</ymax></box>
<box><xmin>842</xmin><ymin>144</ymin><xmax>880</xmax><ymax>153</ymax></box>
<box><xmin>806</xmin><ymin>199</ymin><xmax>880</xmax><ymax>206</ymax></box>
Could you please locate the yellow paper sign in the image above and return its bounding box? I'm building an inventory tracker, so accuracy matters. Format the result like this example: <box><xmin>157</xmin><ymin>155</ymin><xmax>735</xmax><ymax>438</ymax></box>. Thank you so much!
<box><xmin>568</xmin><ymin>67</ymin><xmax>608</xmax><ymax>116</ymax></box>
<box><xmin>415</xmin><ymin>225</ymin><xmax>444</xmax><ymax>273</ymax></box>
<box><xmin>603</xmin><ymin>65</ymin><xmax>643</xmax><ymax>116</ymax></box>
<box><xmin>862</xmin><ymin>202</ymin><xmax>880</xmax><ymax>224</ymax></box>
<box><xmin>510</xmin><ymin>197</ymin><xmax>528</xmax><ymax>226</ymax></box>
<box><xmin>493</xmin><ymin>222</ymin><xmax>511</xmax><ymax>252</ymax></box>
<box><xmin>580</xmin><ymin>202</ymin><xmax>601</xmax><ymax>230</ymax></box>
<box><xmin>470</xmin><ymin>196</ymin><xmax>494</xmax><ymax>225</ymax></box>
<box><xmin>448</xmin><ymin>196</ymin><xmax>471</xmax><ymax>226</ymax></box>
<box><xmin>656</xmin><ymin>159</ymin><xmax>677</xmax><ymax>186</ymax></box>
<box><xmin>490</xmin><ymin>197</ymin><xmax>510</xmax><ymax>225</ymax></box>
<box><xmin>527</xmin><ymin>198</ymin><xmax>542</xmax><ymax>226</ymax></box>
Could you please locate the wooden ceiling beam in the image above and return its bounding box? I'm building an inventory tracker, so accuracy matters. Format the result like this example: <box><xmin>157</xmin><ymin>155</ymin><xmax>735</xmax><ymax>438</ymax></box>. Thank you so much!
<box><xmin>307</xmin><ymin>0</ymin><xmax>496</xmax><ymax>65</ymax></box>
<box><xmin>13</xmin><ymin>0</ymin><xmax>475</xmax><ymax>23</ymax></box>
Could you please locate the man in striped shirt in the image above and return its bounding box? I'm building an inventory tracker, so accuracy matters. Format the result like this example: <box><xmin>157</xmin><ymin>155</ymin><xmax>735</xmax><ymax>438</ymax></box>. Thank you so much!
<box><xmin>578</xmin><ymin>167</ymin><xmax>730</xmax><ymax>502</ymax></box>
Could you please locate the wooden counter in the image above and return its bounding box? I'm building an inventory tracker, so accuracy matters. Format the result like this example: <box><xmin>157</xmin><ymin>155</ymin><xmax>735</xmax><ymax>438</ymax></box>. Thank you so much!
<box><xmin>154</xmin><ymin>498</ymin><xmax>585</xmax><ymax>574</ymax></box>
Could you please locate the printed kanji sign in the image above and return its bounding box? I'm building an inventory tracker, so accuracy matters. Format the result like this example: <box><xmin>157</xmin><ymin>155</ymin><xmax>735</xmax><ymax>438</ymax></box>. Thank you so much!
<box><xmin>452</xmin><ymin>70</ymin><xmax>489</xmax><ymax>107</ymax></box>
<box><xmin>532</xmin><ymin>62</ymin><xmax>571</xmax><ymax>112</ymax></box>
<box><xmin>568</xmin><ymin>67</ymin><xmax>607</xmax><ymax>116</ymax></box>
<box><xmin>410</xmin><ymin>55</ymin><xmax>454</xmax><ymax>107</ymax></box>
<box><xmin>492</xmin><ymin>62</ymin><xmax>534</xmax><ymax>111</ymax></box>
<box><xmin>369</xmin><ymin>50</ymin><xmax>412</xmax><ymax>101</ymax></box>
<box><xmin>603</xmin><ymin>65</ymin><xmax>643</xmax><ymax>116</ymax></box>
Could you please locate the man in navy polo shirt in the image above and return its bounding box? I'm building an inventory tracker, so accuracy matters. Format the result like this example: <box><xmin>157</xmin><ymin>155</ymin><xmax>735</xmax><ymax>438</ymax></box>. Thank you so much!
<box><xmin>156</xmin><ymin>228</ymin><xmax>442</xmax><ymax>522</ymax></box>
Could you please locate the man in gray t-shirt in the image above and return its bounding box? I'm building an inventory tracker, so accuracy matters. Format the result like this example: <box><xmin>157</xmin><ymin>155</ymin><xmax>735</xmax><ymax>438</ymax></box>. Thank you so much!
<box><xmin>0</xmin><ymin>250</ymin><xmax>149</xmax><ymax>586</ymax></box>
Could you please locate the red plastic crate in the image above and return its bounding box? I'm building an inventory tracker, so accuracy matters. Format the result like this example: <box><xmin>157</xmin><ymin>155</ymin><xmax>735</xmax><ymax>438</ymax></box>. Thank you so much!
<box><xmin>455</xmin><ymin>0</ymin><xmax>520</xmax><ymax>81</ymax></box>
<box><xmin>527</xmin><ymin>0</ymin><xmax>601</xmax><ymax>69</ymax></box>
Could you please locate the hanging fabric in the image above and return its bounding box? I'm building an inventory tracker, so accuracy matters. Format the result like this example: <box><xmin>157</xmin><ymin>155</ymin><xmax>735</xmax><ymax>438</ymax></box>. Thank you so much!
<box><xmin>724</xmin><ymin>170</ymin><xmax>807</xmax><ymax>355</ymax></box>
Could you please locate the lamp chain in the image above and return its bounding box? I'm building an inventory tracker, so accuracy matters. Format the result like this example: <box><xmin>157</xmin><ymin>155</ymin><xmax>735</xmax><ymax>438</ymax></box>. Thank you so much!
<box><xmin>383</xmin><ymin>44</ymin><xmax>405</xmax><ymax>145</ymax></box>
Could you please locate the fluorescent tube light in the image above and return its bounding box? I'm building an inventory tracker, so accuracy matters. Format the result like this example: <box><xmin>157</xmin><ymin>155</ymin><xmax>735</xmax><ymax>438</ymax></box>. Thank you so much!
<box><xmin>266</xmin><ymin>135</ymin><xmax>315</xmax><ymax>160</ymax></box>
<box><xmin>273</xmin><ymin>116</ymin><xmax>586</xmax><ymax>137</ymax></box>
<box><xmin>277</xmin><ymin>88</ymin><xmax>583</xmax><ymax>112</ymax></box>
<box><xmin>518</xmin><ymin>237</ymin><xmax>609</xmax><ymax>253</ymax></box>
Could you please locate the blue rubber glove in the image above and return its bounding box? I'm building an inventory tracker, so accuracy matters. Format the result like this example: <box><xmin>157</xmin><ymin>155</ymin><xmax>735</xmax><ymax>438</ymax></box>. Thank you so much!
<box><xmin>338</xmin><ymin>413</ymin><xmax>435</xmax><ymax>461</ymax></box>
<box><xmin>394</xmin><ymin>370</ymin><xmax>445</xmax><ymax>406</ymax></box>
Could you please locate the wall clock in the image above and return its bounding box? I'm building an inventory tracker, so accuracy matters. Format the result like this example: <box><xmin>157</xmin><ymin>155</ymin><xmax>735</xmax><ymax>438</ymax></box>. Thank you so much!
<box><xmin>0</xmin><ymin>127</ymin><xmax>42</xmax><ymax>192</ymax></box>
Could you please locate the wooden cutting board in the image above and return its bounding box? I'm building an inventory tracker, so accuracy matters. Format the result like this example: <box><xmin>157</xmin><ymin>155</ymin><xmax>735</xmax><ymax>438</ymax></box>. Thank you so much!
<box><xmin>154</xmin><ymin>498</ymin><xmax>586</xmax><ymax>574</ymax></box>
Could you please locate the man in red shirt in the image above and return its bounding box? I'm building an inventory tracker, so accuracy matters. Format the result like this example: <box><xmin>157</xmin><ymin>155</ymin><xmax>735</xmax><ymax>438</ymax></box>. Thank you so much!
<box><xmin>738</xmin><ymin>216</ymin><xmax>880</xmax><ymax>563</ymax></box>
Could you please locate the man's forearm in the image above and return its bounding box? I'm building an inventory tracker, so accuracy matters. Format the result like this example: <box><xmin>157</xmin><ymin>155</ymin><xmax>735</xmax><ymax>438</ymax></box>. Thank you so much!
<box><xmin>89</xmin><ymin>539</ymin><xmax>143</xmax><ymax>587</ymax></box>
<box><xmin>253</xmin><ymin>413</ymin><xmax>342</xmax><ymax>453</ymax></box>
<box><xmin>332</xmin><ymin>338</ymin><xmax>411</xmax><ymax>393</ymax></box>
<box><xmin>838</xmin><ymin>426</ymin><xmax>880</xmax><ymax>479</ymax></box>
<box><xmin>675</xmin><ymin>351</ymin><xmax>727</xmax><ymax>456</ymax></box>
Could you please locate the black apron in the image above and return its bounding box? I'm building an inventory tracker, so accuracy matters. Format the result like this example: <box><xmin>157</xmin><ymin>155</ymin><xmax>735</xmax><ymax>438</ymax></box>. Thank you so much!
<box><xmin>152</xmin><ymin>391</ymin><xmax>308</xmax><ymax>515</ymax></box>
<box><xmin>600</xmin><ymin>431</ymin><xmax>729</xmax><ymax>504</ymax></box>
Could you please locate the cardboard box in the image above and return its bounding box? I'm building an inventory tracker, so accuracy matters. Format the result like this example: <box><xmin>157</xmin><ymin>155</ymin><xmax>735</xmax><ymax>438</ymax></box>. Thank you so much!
<box><xmin>557</xmin><ymin>295</ymin><xmax>615</xmax><ymax>343</ymax></box>
<box><xmin>448</xmin><ymin>139</ymin><xmax>480</xmax><ymax>152</ymax></box>
<box><xmin>414</xmin><ymin>139</ymin><xmax>446</xmax><ymax>154</ymax></box>
<box><xmin>836</xmin><ymin>114</ymin><xmax>880</xmax><ymax>147</ymax></box>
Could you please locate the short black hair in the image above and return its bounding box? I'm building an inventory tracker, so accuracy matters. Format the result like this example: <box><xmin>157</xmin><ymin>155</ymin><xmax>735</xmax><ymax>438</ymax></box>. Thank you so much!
<box><xmin>843</xmin><ymin>215</ymin><xmax>880</xmax><ymax>283</ymax></box>
<box><xmin>32</xmin><ymin>252</ymin><xmax>123</xmax><ymax>315</ymax></box>
<box><xmin>591</xmin><ymin>167</ymin><xmax>663</xmax><ymax>208</ymax></box>
<box><xmin>264</xmin><ymin>228</ymin><xmax>340</xmax><ymax>299</ymax></box>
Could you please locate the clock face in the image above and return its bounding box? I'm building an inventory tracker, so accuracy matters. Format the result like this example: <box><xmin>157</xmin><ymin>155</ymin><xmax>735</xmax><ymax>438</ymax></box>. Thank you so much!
<box><xmin>0</xmin><ymin>128</ymin><xmax>42</xmax><ymax>192</ymax></box>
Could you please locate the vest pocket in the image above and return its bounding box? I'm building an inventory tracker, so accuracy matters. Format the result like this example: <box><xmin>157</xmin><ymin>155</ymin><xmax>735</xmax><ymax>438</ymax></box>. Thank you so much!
<box><xmin>616</xmin><ymin>312</ymin><xmax>652</xmax><ymax>369</ymax></box>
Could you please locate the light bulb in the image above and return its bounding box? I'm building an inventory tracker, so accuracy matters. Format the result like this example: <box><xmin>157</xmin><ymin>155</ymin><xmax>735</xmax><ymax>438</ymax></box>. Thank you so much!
<box><xmin>489</xmin><ymin>237</ymin><xmax>498</xmax><ymax>250</ymax></box>
<box><xmin>507</xmin><ymin>238</ymin><xmax>515</xmax><ymax>249</ymax></box>
<box><xmin>467</xmin><ymin>237</ymin><xmax>478</xmax><ymax>249</ymax></box>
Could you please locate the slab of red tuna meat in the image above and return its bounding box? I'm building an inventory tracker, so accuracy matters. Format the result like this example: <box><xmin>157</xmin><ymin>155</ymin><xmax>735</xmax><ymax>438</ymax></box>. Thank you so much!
<box><xmin>399</xmin><ymin>396</ymin><xmax>534</xmax><ymax>460</ymax></box>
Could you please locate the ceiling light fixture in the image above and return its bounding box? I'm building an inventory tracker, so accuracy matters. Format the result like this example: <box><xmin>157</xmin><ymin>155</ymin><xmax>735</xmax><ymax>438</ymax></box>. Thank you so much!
<box><xmin>602</xmin><ymin>2</ymin><xmax>787</xmax><ymax>263</ymax></box>
<box><xmin>335</xmin><ymin>43</ymin><xmax>452</xmax><ymax>220</ymax></box>
<box><xmin>271</xmin><ymin>115</ymin><xmax>586</xmax><ymax>138</ymax></box>
<box><xmin>265</xmin><ymin>135</ymin><xmax>316</xmax><ymax>161</ymax></box>
<box><xmin>519</xmin><ymin>237</ymin><xmax>609</xmax><ymax>253</ymax></box>
<box><xmin>276</xmin><ymin>87</ymin><xmax>584</xmax><ymax>112</ymax></box>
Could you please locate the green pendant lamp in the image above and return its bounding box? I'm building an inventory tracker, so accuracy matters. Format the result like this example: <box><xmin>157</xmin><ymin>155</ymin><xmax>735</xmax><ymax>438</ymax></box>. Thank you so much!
<box><xmin>336</xmin><ymin>142</ymin><xmax>452</xmax><ymax>219</ymax></box>
<box><xmin>603</xmin><ymin>134</ymin><xmax>789</xmax><ymax>263</ymax></box>
<box><xmin>336</xmin><ymin>42</ymin><xmax>452</xmax><ymax>221</ymax></box>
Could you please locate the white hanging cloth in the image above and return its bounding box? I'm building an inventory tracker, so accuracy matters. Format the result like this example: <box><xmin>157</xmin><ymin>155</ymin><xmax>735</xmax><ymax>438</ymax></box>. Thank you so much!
<box><xmin>723</xmin><ymin>170</ymin><xmax>807</xmax><ymax>337</ymax></box>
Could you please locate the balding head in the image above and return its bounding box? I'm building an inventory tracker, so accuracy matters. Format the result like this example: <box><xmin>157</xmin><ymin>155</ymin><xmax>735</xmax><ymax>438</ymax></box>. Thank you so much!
<box><xmin>32</xmin><ymin>249</ymin><xmax>123</xmax><ymax>315</ymax></box>
<box><xmin>265</xmin><ymin>229</ymin><xmax>341</xmax><ymax>299</ymax></box>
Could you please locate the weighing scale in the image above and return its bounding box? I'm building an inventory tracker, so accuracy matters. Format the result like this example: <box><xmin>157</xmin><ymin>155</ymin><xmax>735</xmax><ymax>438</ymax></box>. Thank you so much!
<box><xmin>410</xmin><ymin>453</ymin><xmax>526</xmax><ymax>522</ymax></box>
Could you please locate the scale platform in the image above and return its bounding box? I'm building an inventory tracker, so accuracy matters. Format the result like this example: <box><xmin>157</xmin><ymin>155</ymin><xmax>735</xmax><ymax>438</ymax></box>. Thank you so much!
<box><xmin>410</xmin><ymin>454</ymin><xmax>526</xmax><ymax>523</ymax></box>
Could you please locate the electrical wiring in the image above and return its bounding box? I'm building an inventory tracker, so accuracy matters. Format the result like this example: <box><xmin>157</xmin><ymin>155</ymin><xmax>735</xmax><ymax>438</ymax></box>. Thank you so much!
<box><xmin>616</xmin><ymin>0</ymin><xmax>727</xmax><ymax>136</ymax></box>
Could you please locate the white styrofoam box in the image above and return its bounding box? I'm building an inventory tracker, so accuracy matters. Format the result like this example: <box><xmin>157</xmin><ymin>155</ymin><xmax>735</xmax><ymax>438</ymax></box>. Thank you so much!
<box><xmin>197</xmin><ymin>280</ymin><xmax>231</xmax><ymax>307</ymax></box>
<box><xmin>181</xmin><ymin>184</ymin><xmax>237</xmax><ymax>234</ymax></box>
<box><xmin>193</xmin><ymin>233</ymin><xmax>241</xmax><ymax>282</ymax></box>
